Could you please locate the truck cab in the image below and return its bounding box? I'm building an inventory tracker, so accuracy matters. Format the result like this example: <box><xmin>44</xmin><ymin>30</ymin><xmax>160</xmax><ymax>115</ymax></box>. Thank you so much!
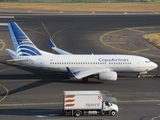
<box><xmin>103</xmin><ymin>101</ymin><xmax>118</xmax><ymax>116</ymax></box>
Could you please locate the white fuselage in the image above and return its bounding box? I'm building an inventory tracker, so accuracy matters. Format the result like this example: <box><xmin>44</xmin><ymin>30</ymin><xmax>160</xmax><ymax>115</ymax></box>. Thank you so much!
<box><xmin>18</xmin><ymin>53</ymin><xmax>157</xmax><ymax>73</ymax></box>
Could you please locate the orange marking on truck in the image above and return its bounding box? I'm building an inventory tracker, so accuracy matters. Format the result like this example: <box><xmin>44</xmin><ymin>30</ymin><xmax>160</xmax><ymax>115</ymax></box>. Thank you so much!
<box><xmin>65</xmin><ymin>99</ymin><xmax>75</xmax><ymax>102</ymax></box>
<box><xmin>65</xmin><ymin>95</ymin><xmax>75</xmax><ymax>98</ymax></box>
<box><xmin>65</xmin><ymin>104</ymin><xmax>75</xmax><ymax>107</ymax></box>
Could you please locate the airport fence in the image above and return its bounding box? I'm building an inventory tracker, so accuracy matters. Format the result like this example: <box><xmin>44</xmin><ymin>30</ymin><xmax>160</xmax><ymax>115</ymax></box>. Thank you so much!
<box><xmin>0</xmin><ymin>0</ymin><xmax>160</xmax><ymax>3</ymax></box>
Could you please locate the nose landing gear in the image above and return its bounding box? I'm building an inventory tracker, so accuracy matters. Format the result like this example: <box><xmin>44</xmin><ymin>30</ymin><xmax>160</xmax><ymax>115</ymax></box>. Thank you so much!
<box><xmin>137</xmin><ymin>71</ymin><xmax>148</xmax><ymax>78</ymax></box>
<box><xmin>137</xmin><ymin>74</ymin><xmax>141</xmax><ymax>78</ymax></box>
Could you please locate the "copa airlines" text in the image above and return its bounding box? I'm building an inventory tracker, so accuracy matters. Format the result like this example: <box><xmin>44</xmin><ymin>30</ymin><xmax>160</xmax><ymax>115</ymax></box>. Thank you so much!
<box><xmin>98</xmin><ymin>58</ymin><xmax>129</xmax><ymax>62</ymax></box>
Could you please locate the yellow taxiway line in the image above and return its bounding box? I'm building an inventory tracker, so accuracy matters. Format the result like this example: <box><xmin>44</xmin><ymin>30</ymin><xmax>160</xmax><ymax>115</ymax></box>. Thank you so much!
<box><xmin>99</xmin><ymin>28</ymin><xmax>160</xmax><ymax>57</ymax></box>
<box><xmin>104</xmin><ymin>42</ymin><xmax>127</xmax><ymax>44</ymax></box>
<box><xmin>0</xmin><ymin>84</ymin><xmax>9</xmax><ymax>103</ymax></box>
<box><xmin>131</xmin><ymin>48</ymin><xmax>150</xmax><ymax>53</ymax></box>
<box><xmin>0</xmin><ymin>39</ymin><xmax>5</xmax><ymax>51</ymax></box>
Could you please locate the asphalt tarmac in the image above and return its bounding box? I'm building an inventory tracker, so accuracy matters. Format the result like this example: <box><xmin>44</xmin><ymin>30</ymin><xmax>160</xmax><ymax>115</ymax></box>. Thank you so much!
<box><xmin>0</xmin><ymin>9</ymin><xmax>160</xmax><ymax>120</ymax></box>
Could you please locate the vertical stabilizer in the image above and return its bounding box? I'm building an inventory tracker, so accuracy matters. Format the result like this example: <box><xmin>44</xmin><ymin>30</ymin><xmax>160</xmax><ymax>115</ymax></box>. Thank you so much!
<box><xmin>8</xmin><ymin>22</ymin><xmax>41</xmax><ymax>56</ymax></box>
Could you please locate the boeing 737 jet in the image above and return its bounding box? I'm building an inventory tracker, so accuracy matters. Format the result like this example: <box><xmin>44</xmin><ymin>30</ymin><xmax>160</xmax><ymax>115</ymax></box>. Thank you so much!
<box><xmin>6</xmin><ymin>22</ymin><xmax>158</xmax><ymax>82</ymax></box>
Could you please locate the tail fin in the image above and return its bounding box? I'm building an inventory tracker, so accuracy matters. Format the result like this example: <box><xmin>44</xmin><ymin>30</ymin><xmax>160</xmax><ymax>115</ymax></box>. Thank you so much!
<box><xmin>8</xmin><ymin>22</ymin><xmax>41</xmax><ymax>56</ymax></box>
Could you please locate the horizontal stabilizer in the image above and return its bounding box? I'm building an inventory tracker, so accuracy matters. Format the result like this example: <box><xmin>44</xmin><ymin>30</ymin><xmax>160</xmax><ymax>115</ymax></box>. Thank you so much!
<box><xmin>6</xmin><ymin>49</ymin><xmax>29</xmax><ymax>62</ymax></box>
<box><xmin>7</xmin><ymin>58</ymin><xmax>29</xmax><ymax>62</ymax></box>
<box><xmin>5</xmin><ymin>49</ymin><xmax>17</xmax><ymax>59</ymax></box>
<box><xmin>48</xmin><ymin>38</ymin><xmax>73</xmax><ymax>55</ymax></box>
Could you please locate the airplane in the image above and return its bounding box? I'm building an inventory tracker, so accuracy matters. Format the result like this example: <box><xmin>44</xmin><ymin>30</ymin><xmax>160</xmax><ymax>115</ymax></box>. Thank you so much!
<box><xmin>5</xmin><ymin>22</ymin><xmax>158</xmax><ymax>82</ymax></box>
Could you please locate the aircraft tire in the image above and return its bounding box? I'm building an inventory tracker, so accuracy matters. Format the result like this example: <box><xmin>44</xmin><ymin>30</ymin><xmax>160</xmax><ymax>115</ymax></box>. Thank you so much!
<box><xmin>82</xmin><ymin>78</ymin><xmax>88</xmax><ymax>82</ymax></box>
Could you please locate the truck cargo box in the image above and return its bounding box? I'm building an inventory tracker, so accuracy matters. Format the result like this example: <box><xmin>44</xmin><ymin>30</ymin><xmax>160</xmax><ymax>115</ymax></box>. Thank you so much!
<box><xmin>63</xmin><ymin>90</ymin><xmax>115</xmax><ymax>110</ymax></box>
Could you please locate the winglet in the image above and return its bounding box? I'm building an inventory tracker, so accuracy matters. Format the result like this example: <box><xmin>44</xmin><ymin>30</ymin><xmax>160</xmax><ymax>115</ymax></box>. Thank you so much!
<box><xmin>48</xmin><ymin>38</ymin><xmax>73</xmax><ymax>55</ymax></box>
<box><xmin>66</xmin><ymin>67</ymin><xmax>75</xmax><ymax>78</ymax></box>
<box><xmin>48</xmin><ymin>38</ymin><xmax>56</xmax><ymax>48</ymax></box>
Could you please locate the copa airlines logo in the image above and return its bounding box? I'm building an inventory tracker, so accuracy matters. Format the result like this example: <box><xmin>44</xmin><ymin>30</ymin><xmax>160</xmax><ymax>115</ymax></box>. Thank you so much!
<box><xmin>16</xmin><ymin>39</ymin><xmax>41</xmax><ymax>56</ymax></box>
<box><xmin>98</xmin><ymin>58</ymin><xmax>129</xmax><ymax>62</ymax></box>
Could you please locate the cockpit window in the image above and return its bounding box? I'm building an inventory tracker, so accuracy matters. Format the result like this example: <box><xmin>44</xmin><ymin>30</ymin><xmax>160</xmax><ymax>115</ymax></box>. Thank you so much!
<box><xmin>145</xmin><ymin>61</ymin><xmax>151</xmax><ymax>63</ymax></box>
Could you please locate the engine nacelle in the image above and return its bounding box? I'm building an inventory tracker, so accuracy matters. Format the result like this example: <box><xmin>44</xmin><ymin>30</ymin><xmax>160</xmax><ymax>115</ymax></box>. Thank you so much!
<box><xmin>98</xmin><ymin>71</ymin><xmax>117</xmax><ymax>81</ymax></box>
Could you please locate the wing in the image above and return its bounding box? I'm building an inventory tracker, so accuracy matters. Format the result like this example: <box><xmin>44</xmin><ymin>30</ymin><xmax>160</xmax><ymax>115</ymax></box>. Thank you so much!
<box><xmin>66</xmin><ymin>67</ymin><xmax>107</xmax><ymax>79</ymax></box>
<box><xmin>48</xmin><ymin>38</ymin><xmax>73</xmax><ymax>55</ymax></box>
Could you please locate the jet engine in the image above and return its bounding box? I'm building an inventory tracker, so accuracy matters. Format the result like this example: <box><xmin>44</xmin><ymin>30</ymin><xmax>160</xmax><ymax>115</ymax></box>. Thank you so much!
<box><xmin>98</xmin><ymin>71</ymin><xmax>117</xmax><ymax>81</ymax></box>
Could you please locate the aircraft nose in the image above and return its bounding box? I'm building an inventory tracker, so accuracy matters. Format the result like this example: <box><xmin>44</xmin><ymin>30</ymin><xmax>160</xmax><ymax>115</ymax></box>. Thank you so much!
<box><xmin>152</xmin><ymin>62</ymin><xmax>158</xmax><ymax>69</ymax></box>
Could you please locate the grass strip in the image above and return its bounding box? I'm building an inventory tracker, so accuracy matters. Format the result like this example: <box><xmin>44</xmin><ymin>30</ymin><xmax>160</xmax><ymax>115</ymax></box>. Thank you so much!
<box><xmin>0</xmin><ymin>3</ymin><xmax>160</xmax><ymax>12</ymax></box>
<box><xmin>143</xmin><ymin>33</ymin><xmax>160</xmax><ymax>47</ymax></box>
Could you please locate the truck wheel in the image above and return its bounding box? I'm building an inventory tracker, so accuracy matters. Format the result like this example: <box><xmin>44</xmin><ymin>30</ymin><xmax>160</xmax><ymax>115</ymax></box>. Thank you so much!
<box><xmin>110</xmin><ymin>110</ymin><xmax>116</xmax><ymax>116</ymax></box>
<box><xmin>75</xmin><ymin>111</ymin><xmax>81</xmax><ymax>117</ymax></box>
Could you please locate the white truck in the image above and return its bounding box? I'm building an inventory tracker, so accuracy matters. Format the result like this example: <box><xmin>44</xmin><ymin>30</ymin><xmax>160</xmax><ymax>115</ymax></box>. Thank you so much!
<box><xmin>63</xmin><ymin>91</ymin><xmax>118</xmax><ymax>117</ymax></box>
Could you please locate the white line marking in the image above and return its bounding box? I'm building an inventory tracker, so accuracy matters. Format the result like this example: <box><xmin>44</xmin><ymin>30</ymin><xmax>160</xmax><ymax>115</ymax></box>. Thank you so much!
<box><xmin>151</xmin><ymin>116</ymin><xmax>160</xmax><ymax>120</ymax></box>
<box><xmin>0</xmin><ymin>16</ymin><xmax>14</xmax><ymax>18</ymax></box>
<box><xmin>0</xmin><ymin>23</ymin><xmax>7</xmax><ymax>26</ymax></box>
<box><xmin>33</xmin><ymin>115</ymin><xmax>46</xmax><ymax>117</ymax></box>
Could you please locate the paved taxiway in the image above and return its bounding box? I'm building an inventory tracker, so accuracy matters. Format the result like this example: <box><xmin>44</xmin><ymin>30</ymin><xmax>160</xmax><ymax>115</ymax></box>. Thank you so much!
<box><xmin>0</xmin><ymin>10</ymin><xmax>160</xmax><ymax>119</ymax></box>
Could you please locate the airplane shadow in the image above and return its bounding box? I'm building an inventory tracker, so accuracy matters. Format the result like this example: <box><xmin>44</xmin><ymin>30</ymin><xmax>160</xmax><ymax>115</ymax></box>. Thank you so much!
<box><xmin>0</xmin><ymin>62</ymin><xmax>104</xmax><ymax>97</ymax></box>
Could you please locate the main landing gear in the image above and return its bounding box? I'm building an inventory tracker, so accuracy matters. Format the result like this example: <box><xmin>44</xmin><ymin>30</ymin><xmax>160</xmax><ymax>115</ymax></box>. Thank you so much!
<box><xmin>82</xmin><ymin>78</ymin><xmax>88</xmax><ymax>82</ymax></box>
